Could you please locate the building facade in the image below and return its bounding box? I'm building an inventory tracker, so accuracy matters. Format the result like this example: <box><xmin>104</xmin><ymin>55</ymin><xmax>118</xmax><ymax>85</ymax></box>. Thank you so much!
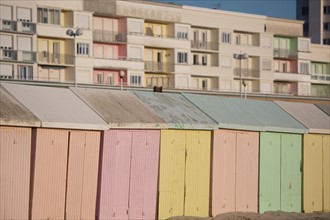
<box><xmin>297</xmin><ymin>0</ymin><xmax>330</xmax><ymax>45</ymax></box>
<box><xmin>1</xmin><ymin>0</ymin><xmax>329</xmax><ymax>97</ymax></box>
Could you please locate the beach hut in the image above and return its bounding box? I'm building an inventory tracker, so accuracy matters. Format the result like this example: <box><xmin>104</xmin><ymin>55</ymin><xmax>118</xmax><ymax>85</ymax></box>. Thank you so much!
<box><xmin>275</xmin><ymin>101</ymin><xmax>330</xmax><ymax>213</ymax></box>
<box><xmin>0</xmin><ymin>85</ymin><xmax>40</xmax><ymax>220</ymax></box>
<box><xmin>1</xmin><ymin>83</ymin><xmax>107</xmax><ymax>220</ymax></box>
<box><xmin>71</xmin><ymin>88</ymin><xmax>166</xmax><ymax>220</ymax></box>
<box><xmin>182</xmin><ymin>94</ymin><xmax>307</xmax><ymax>215</ymax></box>
<box><xmin>133</xmin><ymin>91</ymin><xmax>218</xmax><ymax>220</ymax></box>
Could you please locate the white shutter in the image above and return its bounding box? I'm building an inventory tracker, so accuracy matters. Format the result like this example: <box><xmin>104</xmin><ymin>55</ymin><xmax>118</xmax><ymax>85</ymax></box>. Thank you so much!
<box><xmin>128</xmin><ymin>20</ymin><xmax>142</xmax><ymax>34</ymax></box>
<box><xmin>221</xmin><ymin>55</ymin><xmax>231</xmax><ymax>67</ymax></box>
<box><xmin>76</xmin><ymin>14</ymin><xmax>89</xmax><ymax>29</ymax></box>
<box><xmin>17</xmin><ymin>7</ymin><xmax>31</xmax><ymax>21</ymax></box>
<box><xmin>0</xmin><ymin>64</ymin><xmax>13</xmax><ymax>76</ymax></box>
<box><xmin>0</xmin><ymin>5</ymin><xmax>12</xmax><ymax>20</ymax></box>
<box><xmin>93</xmin><ymin>17</ymin><xmax>102</xmax><ymax>30</ymax></box>
<box><xmin>129</xmin><ymin>46</ymin><xmax>142</xmax><ymax>59</ymax></box>
<box><xmin>0</xmin><ymin>35</ymin><xmax>13</xmax><ymax>47</ymax></box>
<box><xmin>17</xmin><ymin>37</ymin><xmax>31</xmax><ymax>50</ymax></box>
<box><xmin>262</xmin><ymin>59</ymin><xmax>272</xmax><ymax>71</ymax></box>
<box><xmin>299</xmin><ymin>39</ymin><xmax>309</xmax><ymax>52</ymax></box>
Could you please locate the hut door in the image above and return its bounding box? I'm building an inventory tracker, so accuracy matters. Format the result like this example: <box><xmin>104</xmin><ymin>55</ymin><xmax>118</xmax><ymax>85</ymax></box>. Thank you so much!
<box><xmin>280</xmin><ymin>134</ymin><xmax>301</xmax><ymax>212</ymax></box>
<box><xmin>129</xmin><ymin>130</ymin><xmax>160</xmax><ymax>220</ymax></box>
<box><xmin>184</xmin><ymin>131</ymin><xmax>210</xmax><ymax>217</ymax></box>
<box><xmin>259</xmin><ymin>132</ymin><xmax>281</xmax><ymax>213</ymax></box>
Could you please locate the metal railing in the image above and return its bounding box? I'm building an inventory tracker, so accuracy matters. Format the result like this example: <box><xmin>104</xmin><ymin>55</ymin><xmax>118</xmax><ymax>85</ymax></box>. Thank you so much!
<box><xmin>144</xmin><ymin>61</ymin><xmax>174</xmax><ymax>73</ymax></box>
<box><xmin>21</xmin><ymin>21</ymin><xmax>36</xmax><ymax>33</ymax></box>
<box><xmin>311</xmin><ymin>74</ymin><xmax>330</xmax><ymax>81</ymax></box>
<box><xmin>234</xmin><ymin>68</ymin><xmax>259</xmax><ymax>78</ymax></box>
<box><xmin>1</xmin><ymin>19</ymin><xmax>36</xmax><ymax>33</ymax></box>
<box><xmin>93</xmin><ymin>30</ymin><xmax>127</xmax><ymax>43</ymax></box>
<box><xmin>273</xmin><ymin>48</ymin><xmax>297</xmax><ymax>59</ymax></box>
<box><xmin>1</xmin><ymin>19</ymin><xmax>17</xmax><ymax>31</ymax></box>
<box><xmin>191</xmin><ymin>40</ymin><xmax>218</xmax><ymax>51</ymax></box>
<box><xmin>1</xmin><ymin>49</ymin><xmax>17</xmax><ymax>60</ymax></box>
<box><xmin>38</xmin><ymin>52</ymin><xmax>74</xmax><ymax>65</ymax></box>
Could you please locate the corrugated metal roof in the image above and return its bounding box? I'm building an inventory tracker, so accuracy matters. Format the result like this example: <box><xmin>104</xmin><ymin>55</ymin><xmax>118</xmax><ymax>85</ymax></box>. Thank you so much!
<box><xmin>133</xmin><ymin>91</ymin><xmax>218</xmax><ymax>130</ymax></box>
<box><xmin>0</xmin><ymin>84</ymin><xmax>41</xmax><ymax>127</ymax></box>
<box><xmin>315</xmin><ymin>103</ymin><xmax>330</xmax><ymax>116</ymax></box>
<box><xmin>275</xmin><ymin>101</ymin><xmax>330</xmax><ymax>134</ymax></box>
<box><xmin>71</xmin><ymin>88</ymin><xmax>166</xmax><ymax>128</ymax></box>
<box><xmin>1</xmin><ymin>83</ymin><xmax>108</xmax><ymax>130</ymax></box>
<box><xmin>183</xmin><ymin>94</ymin><xmax>307</xmax><ymax>133</ymax></box>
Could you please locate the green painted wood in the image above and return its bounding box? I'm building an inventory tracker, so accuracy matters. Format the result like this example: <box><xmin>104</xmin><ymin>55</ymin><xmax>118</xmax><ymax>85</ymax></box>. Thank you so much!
<box><xmin>259</xmin><ymin>132</ymin><xmax>281</xmax><ymax>212</ymax></box>
<box><xmin>281</xmin><ymin>134</ymin><xmax>302</xmax><ymax>212</ymax></box>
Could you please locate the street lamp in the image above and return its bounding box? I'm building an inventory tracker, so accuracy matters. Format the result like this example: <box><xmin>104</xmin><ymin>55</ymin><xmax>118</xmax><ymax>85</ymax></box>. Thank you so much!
<box><xmin>66</xmin><ymin>28</ymin><xmax>83</xmax><ymax>87</ymax></box>
<box><xmin>119</xmin><ymin>70</ymin><xmax>125</xmax><ymax>91</ymax></box>
<box><xmin>233</xmin><ymin>52</ymin><xmax>249</xmax><ymax>98</ymax></box>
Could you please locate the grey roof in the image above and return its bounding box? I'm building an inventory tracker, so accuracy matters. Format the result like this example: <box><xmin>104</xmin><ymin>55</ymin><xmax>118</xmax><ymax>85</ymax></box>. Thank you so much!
<box><xmin>0</xmin><ymin>84</ymin><xmax>41</xmax><ymax>127</ymax></box>
<box><xmin>315</xmin><ymin>103</ymin><xmax>330</xmax><ymax>116</ymax></box>
<box><xmin>183</xmin><ymin>93</ymin><xmax>307</xmax><ymax>133</ymax></box>
<box><xmin>1</xmin><ymin>83</ymin><xmax>108</xmax><ymax>130</ymax></box>
<box><xmin>71</xmin><ymin>88</ymin><xmax>166</xmax><ymax>128</ymax></box>
<box><xmin>275</xmin><ymin>101</ymin><xmax>330</xmax><ymax>134</ymax></box>
<box><xmin>133</xmin><ymin>91</ymin><xmax>218</xmax><ymax>130</ymax></box>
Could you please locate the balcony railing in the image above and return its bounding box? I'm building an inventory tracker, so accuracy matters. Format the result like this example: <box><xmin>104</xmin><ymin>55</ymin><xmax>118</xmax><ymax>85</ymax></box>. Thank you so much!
<box><xmin>1</xmin><ymin>49</ymin><xmax>37</xmax><ymax>62</ymax></box>
<box><xmin>1</xmin><ymin>19</ymin><xmax>36</xmax><ymax>33</ymax></box>
<box><xmin>144</xmin><ymin>61</ymin><xmax>174</xmax><ymax>73</ymax></box>
<box><xmin>311</xmin><ymin>74</ymin><xmax>330</xmax><ymax>81</ymax></box>
<box><xmin>38</xmin><ymin>52</ymin><xmax>74</xmax><ymax>65</ymax></box>
<box><xmin>1</xmin><ymin>49</ymin><xmax>17</xmax><ymax>61</ymax></box>
<box><xmin>1</xmin><ymin>19</ymin><xmax>17</xmax><ymax>31</ymax></box>
<box><xmin>191</xmin><ymin>40</ymin><xmax>218</xmax><ymax>51</ymax></box>
<box><xmin>273</xmin><ymin>48</ymin><xmax>297</xmax><ymax>59</ymax></box>
<box><xmin>234</xmin><ymin>68</ymin><xmax>259</xmax><ymax>78</ymax></box>
<box><xmin>93</xmin><ymin>30</ymin><xmax>127</xmax><ymax>43</ymax></box>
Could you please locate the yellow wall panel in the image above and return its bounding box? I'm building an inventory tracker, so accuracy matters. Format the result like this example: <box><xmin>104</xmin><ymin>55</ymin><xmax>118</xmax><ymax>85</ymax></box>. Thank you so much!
<box><xmin>303</xmin><ymin>134</ymin><xmax>323</xmax><ymax>212</ymax></box>
<box><xmin>323</xmin><ymin>135</ymin><xmax>330</xmax><ymax>212</ymax></box>
<box><xmin>185</xmin><ymin>131</ymin><xmax>210</xmax><ymax>217</ymax></box>
<box><xmin>158</xmin><ymin>130</ymin><xmax>185</xmax><ymax>220</ymax></box>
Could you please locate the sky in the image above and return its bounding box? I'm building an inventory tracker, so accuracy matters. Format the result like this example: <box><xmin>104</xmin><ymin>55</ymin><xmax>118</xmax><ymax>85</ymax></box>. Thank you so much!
<box><xmin>151</xmin><ymin>0</ymin><xmax>297</xmax><ymax>20</ymax></box>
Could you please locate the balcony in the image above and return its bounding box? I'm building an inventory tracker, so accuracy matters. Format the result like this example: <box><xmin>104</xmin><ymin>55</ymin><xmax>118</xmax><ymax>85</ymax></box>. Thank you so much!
<box><xmin>191</xmin><ymin>40</ymin><xmax>218</xmax><ymax>51</ymax></box>
<box><xmin>273</xmin><ymin>48</ymin><xmax>297</xmax><ymax>59</ymax></box>
<box><xmin>144</xmin><ymin>61</ymin><xmax>174</xmax><ymax>73</ymax></box>
<box><xmin>311</xmin><ymin>74</ymin><xmax>330</xmax><ymax>82</ymax></box>
<box><xmin>93</xmin><ymin>30</ymin><xmax>127</xmax><ymax>43</ymax></box>
<box><xmin>1</xmin><ymin>49</ymin><xmax>37</xmax><ymax>62</ymax></box>
<box><xmin>38</xmin><ymin>52</ymin><xmax>74</xmax><ymax>65</ymax></box>
<box><xmin>234</xmin><ymin>68</ymin><xmax>259</xmax><ymax>79</ymax></box>
<box><xmin>0</xmin><ymin>19</ymin><xmax>36</xmax><ymax>34</ymax></box>
<box><xmin>94</xmin><ymin>56</ymin><xmax>144</xmax><ymax>70</ymax></box>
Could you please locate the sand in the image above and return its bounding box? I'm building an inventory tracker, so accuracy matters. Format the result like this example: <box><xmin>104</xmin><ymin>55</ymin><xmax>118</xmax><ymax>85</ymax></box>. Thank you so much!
<box><xmin>168</xmin><ymin>211</ymin><xmax>330</xmax><ymax>220</ymax></box>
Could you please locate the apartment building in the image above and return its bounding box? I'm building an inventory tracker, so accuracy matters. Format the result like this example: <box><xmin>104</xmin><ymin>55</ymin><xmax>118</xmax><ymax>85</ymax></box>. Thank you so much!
<box><xmin>297</xmin><ymin>0</ymin><xmax>330</xmax><ymax>45</ymax></box>
<box><xmin>1</xmin><ymin>0</ymin><xmax>329</xmax><ymax>97</ymax></box>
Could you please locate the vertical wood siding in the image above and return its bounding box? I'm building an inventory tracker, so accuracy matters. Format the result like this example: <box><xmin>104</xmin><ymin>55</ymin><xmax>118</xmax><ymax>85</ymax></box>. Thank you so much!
<box><xmin>212</xmin><ymin>130</ymin><xmax>258</xmax><ymax>216</ymax></box>
<box><xmin>303</xmin><ymin>134</ymin><xmax>323</xmax><ymax>212</ymax></box>
<box><xmin>158</xmin><ymin>130</ymin><xmax>185</xmax><ymax>220</ymax></box>
<box><xmin>0</xmin><ymin>126</ymin><xmax>31</xmax><ymax>220</ymax></box>
<box><xmin>259</xmin><ymin>132</ymin><xmax>281</xmax><ymax>212</ymax></box>
<box><xmin>280</xmin><ymin>134</ymin><xmax>301</xmax><ymax>212</ymax></box>
<box><xmin>31</xmin><ymin>129</ymin><xmax>69</xmax><ymax>220</ymax></box>
<box><xmin>98</xmin><ymin>130</ymin><xmax>160</xmax><ymax>220</ymax></box>
<box><xmin>185</xmin><ymin>131</ymin><xmax>210</xmax><ymax>217</ymax></box>
<box><xmin>65</xmin><ymin>131</ymin><xmax>101</xmax><ymax>220</ymax></box>
<box><xmin>236</xmin><ymin>132</ymin><xmax>258</xmax><ymax>213</ymax></box>
<box><xmin>212</xmin><ymin>130</ymin><xmax>236</xmax><ymax>215</ymax></box>
<box><xmin>323</xmin><ymin>135</ymin><xmax>330</xmax><ymax>212</ymax></box>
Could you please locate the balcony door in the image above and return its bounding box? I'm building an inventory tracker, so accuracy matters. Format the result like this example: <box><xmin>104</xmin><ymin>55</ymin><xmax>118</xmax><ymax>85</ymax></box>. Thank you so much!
<box><xmin>41</xmin><ymin>40</ymin><xmax>48</xmax><ymax>62</ymax></box>
<box><xmin>157</xmin><ymin>51</ymin><xmax>162</xmax><ymax>71</ymax></box>
<box><xmin>53</xmin><ymin>42</ymin><xmax>60</xmax><ymax>64</ymax></box>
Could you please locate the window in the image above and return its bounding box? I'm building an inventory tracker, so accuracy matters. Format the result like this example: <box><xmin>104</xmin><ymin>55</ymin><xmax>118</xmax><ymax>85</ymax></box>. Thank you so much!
<box><xmin>177</xmin><ymin>32</ymin><xmax>188</xmax><ymax>39</ymax></box>
<box><xmin>37</xmin><ymin>7</ymin><xmax>60</xmax><ymax>25</ymax></box>
<box><xmin>130</xmin><ymin>75</ymin><xmax>141</xmax><ymax>85</ymax></box>
<box><xmin>97</xmin><ymin>73</ymin><xmax>103</xmax><ymax>84</ymax></box>
<box><xmin>177</xmin><ymin>52</ymin><xmax>188</xmax><ymax>64</ymax></box>
<box><xmin>77</xmin><ymin>43</ymin><xmax>89</xmax><ymax>55</ymax></box>
<box><xmin>300</xmin><ymin>63</ymin><xmax>309</xmax><ymax>74</ymax></box>
<box><xmin>18</xmin><ymin>65</ymin><xmax>33</xmax><ymax>80</ymax></box>
<box><xmin>108</xmin><ymin>73</ymin><xmax>114</xmax><ymax>85</ymax></box>
<box><xmin>202</xmin><ymin>55</ymin><xmax>207</xmax><ymax>66</ymax></box>
<box><xmin>222</xmin><ymin>32</ymin><xmax>231</xmax><ymax>44</ymax></box>
<box><xmin>301</xmin><ymin>7</ymin><xmax>309</xmax><ymax>16</ymax></box>
<box><xmin>193</xmin><ymin>54</ymin><xmax>199</xmax><ymax>65</ymax></box>
<box><xmin>262</xmin><ymin>59</ymin><xmax>271</xmax><ymax>71</ymax></box>
<box><xmin>0</xmin><ymin>64</ymin><xmax>13</xmax><ymax>79</ymax></box>
<box><xmin>323</xmin><ymin>38</ymin><xmax>330</xmax><ymax>45</ymax></box>
<box><xmin>324</xmin><ymin>22</ymin><xmax>330</xmax><ymax>31</ymax></box>
<box><xmin>324</xmin><ymin>6</ymin><xmax>330</xmax><ymax>14</ymax></box>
